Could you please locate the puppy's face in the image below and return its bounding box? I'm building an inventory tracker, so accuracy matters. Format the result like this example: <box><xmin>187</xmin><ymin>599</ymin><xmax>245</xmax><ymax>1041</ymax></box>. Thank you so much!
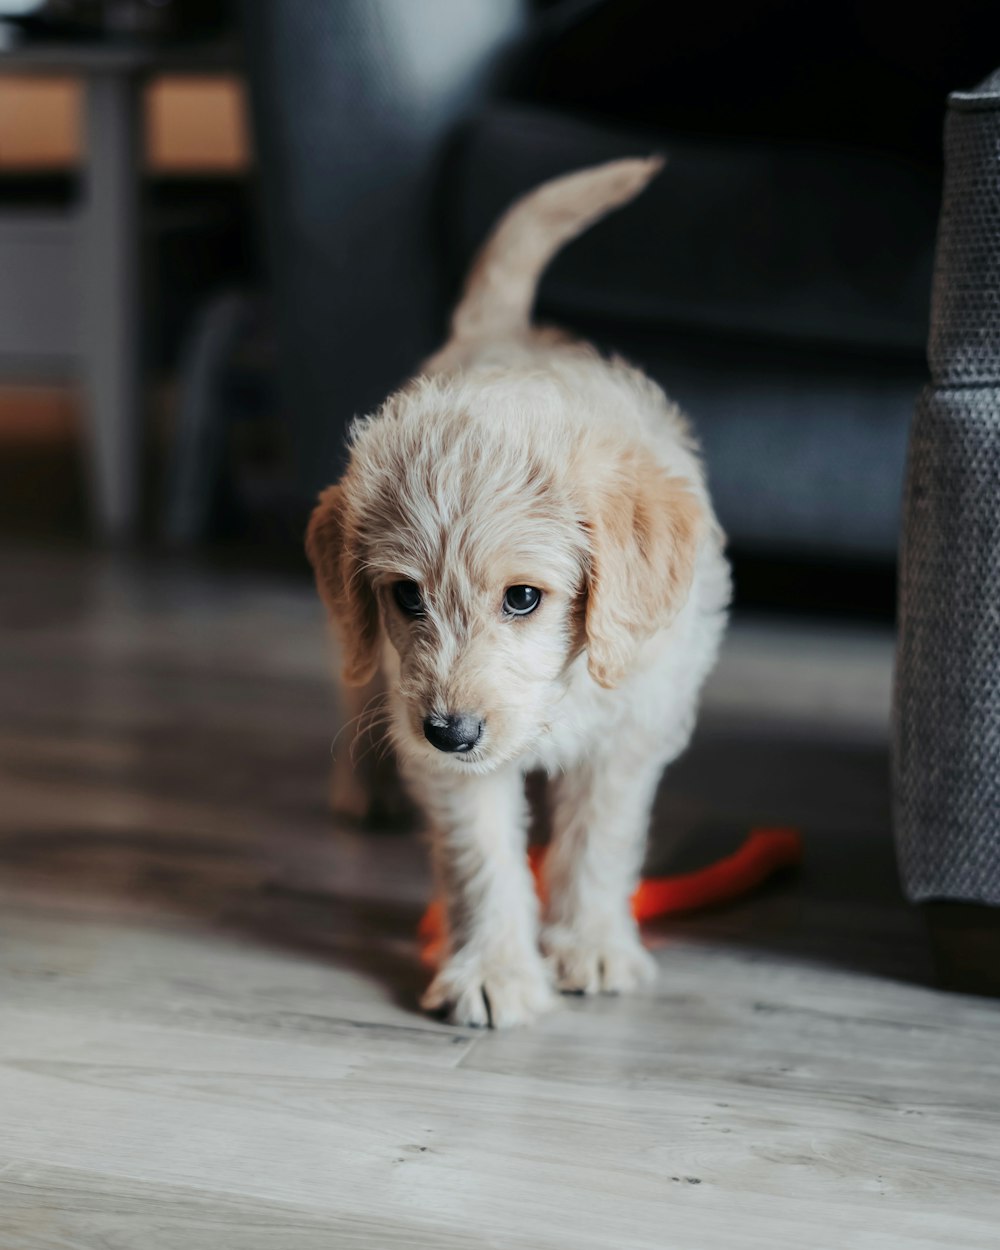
<box><xmin>375</xmin><ymin>494</ymin><xmax>587</xmax><ymax>772</ymax></box>
<box><xmin>308</xmin><ymin>379</ymin><xmax>702</xmax><ymax>774</ymax></box>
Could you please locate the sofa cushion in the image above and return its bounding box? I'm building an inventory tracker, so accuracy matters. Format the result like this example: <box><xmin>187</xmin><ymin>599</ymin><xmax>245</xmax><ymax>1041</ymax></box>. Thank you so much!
<box><xmin>600</xmin><ymin>320</ymin><xmax>918</xmax><ymax>558</ymax></box>
<box><xmin>449</xmin><ymin>104</ymin><xmax>938</xmax><ymax>355</ymax></box>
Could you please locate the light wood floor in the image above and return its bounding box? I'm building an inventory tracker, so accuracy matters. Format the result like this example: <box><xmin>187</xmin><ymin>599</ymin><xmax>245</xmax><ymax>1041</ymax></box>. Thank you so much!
<box><xmin>1</xmin><ymin>546</ymin><xmax>997</xmax><ymax>1249</ymax></box>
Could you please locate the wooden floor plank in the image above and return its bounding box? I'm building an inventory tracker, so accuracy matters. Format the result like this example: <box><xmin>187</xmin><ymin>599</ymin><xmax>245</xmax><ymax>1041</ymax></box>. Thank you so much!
<box><xmin>0</xmin><ymin>547</ymin><xmax>997</xmax><ymax>1249</ymax></box>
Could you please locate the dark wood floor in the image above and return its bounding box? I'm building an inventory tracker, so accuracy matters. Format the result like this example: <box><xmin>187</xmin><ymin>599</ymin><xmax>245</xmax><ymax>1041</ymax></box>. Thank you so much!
<box><xmin>0</xmin><ymin>544</ymin><xmax>996</xmax><ymax>1249</ymax></box>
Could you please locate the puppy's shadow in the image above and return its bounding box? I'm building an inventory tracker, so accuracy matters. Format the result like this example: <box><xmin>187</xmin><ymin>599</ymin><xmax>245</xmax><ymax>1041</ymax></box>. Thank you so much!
<box><xmin>0</xmin><ymin>823</ymin><xmax>433</xmax><ymax>1017</ymax></box>
<box><xmin>645</xmin><ymin>721</ymin><xmax>934</xmax><ymax>988</ymax></box>
<box><xmin>0</xmin><ymin>716</ymin><xmax>933</xmax><ymax>1016</ymax></box>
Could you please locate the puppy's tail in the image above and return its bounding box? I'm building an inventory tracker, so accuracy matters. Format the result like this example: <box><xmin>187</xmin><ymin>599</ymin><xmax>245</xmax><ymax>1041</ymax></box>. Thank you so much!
<box><xmin>448</xmin><ymin>156</ymin><xmax>664</xmax><ymax>344</ymax></box>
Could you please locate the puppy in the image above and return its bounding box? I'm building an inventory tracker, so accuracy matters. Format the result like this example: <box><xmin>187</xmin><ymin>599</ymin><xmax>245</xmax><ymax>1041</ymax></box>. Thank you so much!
<box><xmin>308</xmin><ymin>159</ymin><xmax>731</xmax><ymax>1028</ymax></box>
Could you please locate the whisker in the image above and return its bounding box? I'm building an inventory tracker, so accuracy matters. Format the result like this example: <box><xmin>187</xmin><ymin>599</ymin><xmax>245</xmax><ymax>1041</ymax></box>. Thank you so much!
<box><xmin>347</xmin><ymin>704</ymin><xmax>396</xmax><ymax>766</ymax></box>
<box><xmin>352</xmin><ymin>726</ymin><xmax>398</xmax><ymax>769</ymax></box>
<box><xmin>329</xmin><ymin>690</ymin><xmax>390</xmax><ymax>757</ymax></box>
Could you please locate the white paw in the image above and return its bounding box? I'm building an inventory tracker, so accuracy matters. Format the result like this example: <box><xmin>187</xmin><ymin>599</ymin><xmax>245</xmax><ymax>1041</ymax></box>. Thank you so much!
<box><xmin>542</xmin><ymin>922</ymin><xmax>657</xmax><ymax>995</ymax></box>
<box><xmin>421</xmin><ymin>949</ymin><xmax>555</xmax><ymax>1029</ymax></box>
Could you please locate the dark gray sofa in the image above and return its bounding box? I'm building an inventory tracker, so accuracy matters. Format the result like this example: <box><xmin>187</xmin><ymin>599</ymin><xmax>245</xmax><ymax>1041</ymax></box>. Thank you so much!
<box><xmin>240</xmin><ymin>0</ymin><xmax>1000</xmax><ymax>561</ymax></box>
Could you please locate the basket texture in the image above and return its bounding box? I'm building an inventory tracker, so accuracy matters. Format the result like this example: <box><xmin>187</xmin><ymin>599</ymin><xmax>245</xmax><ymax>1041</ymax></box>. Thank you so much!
<box><xmin>893</xmin><ymin>68</ymin><xmax>1000</xmax><ymax>904</ymax></box>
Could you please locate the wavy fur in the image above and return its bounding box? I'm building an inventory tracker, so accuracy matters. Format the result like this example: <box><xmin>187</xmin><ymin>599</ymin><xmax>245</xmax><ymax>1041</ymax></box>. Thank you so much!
<box><xmin>307</xmin><ymin>159</ymin><xmax>730</xmax><ymax>1028</ymax></box>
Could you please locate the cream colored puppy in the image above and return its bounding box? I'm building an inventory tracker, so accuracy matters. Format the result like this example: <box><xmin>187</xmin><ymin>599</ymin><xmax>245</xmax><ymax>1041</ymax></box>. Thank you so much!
<box><xmin>308</xmin><ymin>159</ymin><xmax>731</xmax><ymax>1028</ymax></box>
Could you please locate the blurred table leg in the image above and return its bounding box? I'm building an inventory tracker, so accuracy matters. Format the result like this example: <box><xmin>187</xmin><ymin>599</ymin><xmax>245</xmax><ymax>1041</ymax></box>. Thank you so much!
<box><xmin>81</xmin><ymin>71</ymin><xmax>142</xmax><ymax>541</ymax></box>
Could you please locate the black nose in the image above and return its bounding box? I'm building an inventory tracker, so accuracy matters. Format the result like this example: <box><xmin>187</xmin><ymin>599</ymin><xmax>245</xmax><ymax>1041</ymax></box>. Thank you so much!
<box><xmin>423</xmin><ymin>713</ymin><xmax>483</xmax><ymax>754</ymax></box>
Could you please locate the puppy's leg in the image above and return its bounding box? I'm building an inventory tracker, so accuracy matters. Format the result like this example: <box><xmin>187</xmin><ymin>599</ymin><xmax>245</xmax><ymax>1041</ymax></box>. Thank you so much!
<box><xmin>331</xmin><ymin>673</ymin><xmax>410</xmax><ymax>824</ymax></box>
<box><xmin>541</xmin><ymin>742</ymin><xmax>666</xmax><ymax>995</ymax></box>
<box><xmin>413</xmin><ymin>766</ymin><xmax>553</xmax><ymax>1028</ymax></box>
<box><xmin>330</xmin><ymin>678</ymin><xmax>380</xmax><ymax>820</ymax></box>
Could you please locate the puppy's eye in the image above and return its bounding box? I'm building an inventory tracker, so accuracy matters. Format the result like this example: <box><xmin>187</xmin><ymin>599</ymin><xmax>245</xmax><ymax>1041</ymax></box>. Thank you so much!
<box><xmin>503</xmin><ymin>585</ymin><xmax>541</xmax><ymax>616</ymax></box>
<box><xmin>393</xmin><ymin>580</ymin><xmax>424</xmax><ymax>617</ymax></box>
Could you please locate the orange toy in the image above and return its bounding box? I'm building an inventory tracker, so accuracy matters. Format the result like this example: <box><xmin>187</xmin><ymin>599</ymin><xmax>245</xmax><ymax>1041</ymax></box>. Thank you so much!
<box><xmin>418</xmin><ymin>826</ymin><xmax>802</xmax><ymax>967</ymax></box>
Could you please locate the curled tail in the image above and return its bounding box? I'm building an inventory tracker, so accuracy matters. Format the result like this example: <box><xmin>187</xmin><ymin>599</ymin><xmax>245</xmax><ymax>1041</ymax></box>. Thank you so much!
<box><xmin>449</xmin><ymin>156</ymin><xmax>664</xmax><ymax>344</ymax></box>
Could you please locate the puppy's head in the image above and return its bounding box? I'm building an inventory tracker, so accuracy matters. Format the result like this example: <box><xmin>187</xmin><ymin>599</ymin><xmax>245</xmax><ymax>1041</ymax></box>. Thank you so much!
<box><xmin>308</xmin><ymin>376</ymin><xmax>702</xmax><ymax>773</ymax></box>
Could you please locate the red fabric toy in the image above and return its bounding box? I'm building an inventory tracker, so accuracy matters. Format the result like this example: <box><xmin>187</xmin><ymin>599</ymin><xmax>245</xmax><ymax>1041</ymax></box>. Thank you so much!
<box><xmin>419</xmin><ymin>826</ymin><xmax>802</xmax><ymax>966</ymax></box>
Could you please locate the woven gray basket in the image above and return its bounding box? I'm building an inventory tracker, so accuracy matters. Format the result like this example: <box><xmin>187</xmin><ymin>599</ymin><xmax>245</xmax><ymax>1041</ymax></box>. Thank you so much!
<box><xmin>893</xmin><ymin>69</ymin><xmax>1000</xmax><ymax>906</ymax></box>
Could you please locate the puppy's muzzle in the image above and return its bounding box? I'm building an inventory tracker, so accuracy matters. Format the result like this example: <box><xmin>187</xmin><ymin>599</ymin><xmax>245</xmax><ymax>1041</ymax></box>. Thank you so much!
<box><xmin>423</xmin><ymin>712</ymin><xmax>483</xmax><ymax>754</ymax></box>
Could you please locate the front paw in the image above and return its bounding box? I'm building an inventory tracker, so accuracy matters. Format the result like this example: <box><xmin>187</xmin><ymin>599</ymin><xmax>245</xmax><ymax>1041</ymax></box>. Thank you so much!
<box><xmin>421</xmin><ymin>949</ymin><xmax>555</xmax><ymax>1029</ymax></box>
<box><xmin>542</xmin><ymin>921</ymin><xmax>657</xmax><ymax>995</ymax></box>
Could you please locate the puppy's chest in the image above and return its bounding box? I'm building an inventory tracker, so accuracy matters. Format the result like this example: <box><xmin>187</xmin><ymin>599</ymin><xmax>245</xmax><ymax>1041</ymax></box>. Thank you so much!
<box><xmin>521</xmin><ymin>670</ymin><xmax>641</xmax><ymax>774</ymax></box>
<box><xmin>520</xmin><ymin>634</ymin><xmax>696</xmax><ymax>776</ymax></box>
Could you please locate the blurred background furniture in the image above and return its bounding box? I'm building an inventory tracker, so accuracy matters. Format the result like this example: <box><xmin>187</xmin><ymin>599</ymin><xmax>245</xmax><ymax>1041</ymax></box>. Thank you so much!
<box><xmin>0</xmin><ymin>31</ymin><xmax>240</xmax><ymax>539</ymax></box>
<box><xmin>0</xmin><ymin>0</ymin><xmax>247</xmax><ymax>537</ymax></box>
<box><xmin>237</xmin><ymin>0</ymin><xmax>1000</xmax><ymax>570</ymax></box>
<box><xmin>893</xmin><ymin>68</ymin><xmax>1000</xmax><ymax>995</ymax></box>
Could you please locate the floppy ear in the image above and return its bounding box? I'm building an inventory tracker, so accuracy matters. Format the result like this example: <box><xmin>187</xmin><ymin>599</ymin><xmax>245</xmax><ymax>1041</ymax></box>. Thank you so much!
<box><xmin>306</xmin><ymin>484</ymin><xmax>381</xmax><ymax>686</ymax></box>
<box><xmin>584</xmin><ymin>452</ymin><xmax>704</xmax><ymax>689</ymax></box>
